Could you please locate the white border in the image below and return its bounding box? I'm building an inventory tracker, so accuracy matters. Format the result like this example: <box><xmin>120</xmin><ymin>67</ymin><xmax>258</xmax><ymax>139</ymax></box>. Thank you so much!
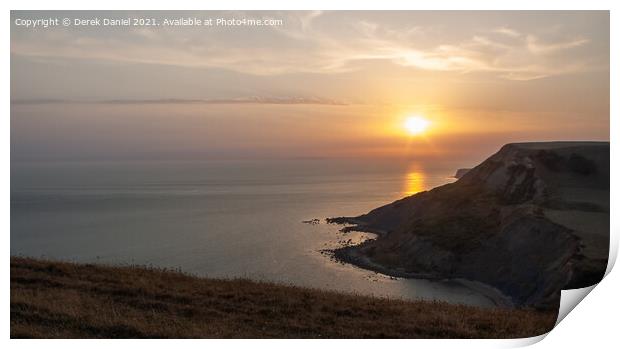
<box><xmin>2</xmin><ymin>0</ymin><xmax>619</xmax><ymax>10</ymax></box>
<box><xmin>4</xmin><ymin>1</ymin><xmax>618</xmax><ymax>348</ymax></box>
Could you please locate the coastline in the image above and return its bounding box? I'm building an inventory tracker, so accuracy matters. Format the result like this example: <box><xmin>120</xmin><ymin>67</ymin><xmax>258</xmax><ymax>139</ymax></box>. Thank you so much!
<box><xmin>331</xmin><ymin>241</ymin><xmax>514</xmax><ymax>308</ymax></box>
<box><xmin>325</xmin><ymin>142</ymin><xmax>610</xmax><ymax>309</ymax></box>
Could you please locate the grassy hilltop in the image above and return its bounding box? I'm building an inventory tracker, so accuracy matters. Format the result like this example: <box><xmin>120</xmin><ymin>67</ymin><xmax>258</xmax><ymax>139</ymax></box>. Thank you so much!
<box><xmin>11</xmin><ymin>257</ymin><xmax>556</xmax><ymax>339</ymax></box>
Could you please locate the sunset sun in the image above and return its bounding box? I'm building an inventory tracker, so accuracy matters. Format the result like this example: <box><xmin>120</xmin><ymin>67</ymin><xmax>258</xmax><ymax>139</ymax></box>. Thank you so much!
<box><xmin>404</xmin><ymin>116</ymin><xmax>431</xmax><ymax>135</ymax></box>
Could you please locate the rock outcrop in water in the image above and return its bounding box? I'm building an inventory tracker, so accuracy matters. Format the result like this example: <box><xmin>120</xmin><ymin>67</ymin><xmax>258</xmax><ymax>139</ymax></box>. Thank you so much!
<box><xmin>331</xmin><ymin>142</ymin><xmax>609</xmax><ymax>308</ymax></box>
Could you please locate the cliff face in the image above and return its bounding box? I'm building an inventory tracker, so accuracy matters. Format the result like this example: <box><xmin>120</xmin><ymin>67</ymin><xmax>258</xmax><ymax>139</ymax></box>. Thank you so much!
<box><xmin>333</xmin><ymin>142</ymin><xmax>609</xmax><ymax>308</ymax></box>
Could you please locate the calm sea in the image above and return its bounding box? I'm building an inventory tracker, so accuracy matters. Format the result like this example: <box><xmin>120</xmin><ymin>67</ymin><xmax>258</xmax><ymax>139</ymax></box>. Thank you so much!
<box><xmin>11</xmin><ymin>159</ymin><xmax>494</xmax><ymax>306</ymax></box>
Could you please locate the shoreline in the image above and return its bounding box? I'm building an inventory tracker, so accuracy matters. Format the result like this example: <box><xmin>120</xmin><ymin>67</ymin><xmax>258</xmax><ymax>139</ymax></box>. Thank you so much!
<box><xmin>327</xmin><ymin>219</ymin><xmax>515</xmax><ymax>308</ymax></box>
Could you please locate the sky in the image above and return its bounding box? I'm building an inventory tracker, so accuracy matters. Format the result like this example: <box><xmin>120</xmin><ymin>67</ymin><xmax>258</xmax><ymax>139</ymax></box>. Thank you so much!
<box><xmin>10</xmin><ymin>11</ymin><xmax>610</xmax><ymax>164</ymax></box>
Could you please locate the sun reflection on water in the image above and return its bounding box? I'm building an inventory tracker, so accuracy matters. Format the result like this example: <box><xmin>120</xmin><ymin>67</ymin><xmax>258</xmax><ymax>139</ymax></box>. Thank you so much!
<box><xmin>402</xmin><ymin>166</ymin><xmax>426</xmax><ymax>197</ymax></box>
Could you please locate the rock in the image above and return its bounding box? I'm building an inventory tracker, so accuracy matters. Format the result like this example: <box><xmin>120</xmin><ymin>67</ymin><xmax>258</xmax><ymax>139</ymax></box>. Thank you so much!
<box><xmin>331</xmin><ymin>142</ymin><xmax>609</xmax><ymax>308</ymax></box>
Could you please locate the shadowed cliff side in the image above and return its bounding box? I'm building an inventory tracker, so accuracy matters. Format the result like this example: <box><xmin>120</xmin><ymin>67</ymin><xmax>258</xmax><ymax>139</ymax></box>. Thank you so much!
<box><xmin>330</xmin><ymin>142</ymin><xmax>609</xmax><ymax>308</ymax></box>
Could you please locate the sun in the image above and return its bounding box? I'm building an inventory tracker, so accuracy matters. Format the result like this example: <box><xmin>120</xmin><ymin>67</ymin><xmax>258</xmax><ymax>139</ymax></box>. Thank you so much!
<box><xmin>404</xmin><ymin>116</ymin><xmax>431</xmax><ymax>135</ymax></box>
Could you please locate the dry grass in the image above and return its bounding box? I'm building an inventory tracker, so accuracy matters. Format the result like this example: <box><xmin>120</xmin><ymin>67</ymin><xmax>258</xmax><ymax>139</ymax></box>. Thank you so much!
<box><xmin>11</xmin><ymin>257</ymin><xmax>557</xmax><ymax>339</ymax></box>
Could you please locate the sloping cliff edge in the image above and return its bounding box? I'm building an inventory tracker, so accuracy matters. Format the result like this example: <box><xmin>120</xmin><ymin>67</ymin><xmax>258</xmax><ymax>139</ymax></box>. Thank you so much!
<box><xmin>329</xmin><ymin>142</ymin><xmax>610</xmax><ymax>309</ymax></box>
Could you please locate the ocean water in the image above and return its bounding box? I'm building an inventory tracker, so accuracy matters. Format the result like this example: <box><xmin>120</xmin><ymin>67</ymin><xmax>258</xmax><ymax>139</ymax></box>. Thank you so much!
<box><xmin>11</xmin><ymin>159</ymin><xmax>495</xmax><ymax>307</ymax></box>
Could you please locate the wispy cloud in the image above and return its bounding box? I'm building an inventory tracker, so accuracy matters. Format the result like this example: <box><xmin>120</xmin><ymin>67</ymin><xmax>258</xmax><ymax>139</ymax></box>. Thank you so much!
<box><xmin>11</xmin><ymin>96</ymin><xmax>348</xmax><ymax>106</ymax></box>
<box><xmin>525</xmin><ymin>35</ymin><xmax>589</xmax><ymax>54</ymax></box>
<box><xmin>494</xmin><ymin>27</ymin><xmax>522</xmax><ymax>38</ymax></box>
<box><xmin>10</xmin><ymin>12</ymin><xmax>605</xmax><ymax>81</ymax></box>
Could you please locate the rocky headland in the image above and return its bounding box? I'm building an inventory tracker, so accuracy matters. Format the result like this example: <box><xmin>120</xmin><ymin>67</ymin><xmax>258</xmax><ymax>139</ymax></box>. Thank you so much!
<box><xmin>329</xmin><ymin>142</ymin><xmax>609</xmax><ymax>309</ymax></box>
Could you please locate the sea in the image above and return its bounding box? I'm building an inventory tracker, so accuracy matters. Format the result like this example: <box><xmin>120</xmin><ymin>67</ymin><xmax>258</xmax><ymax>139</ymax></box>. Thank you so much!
<box><xmin>11</xmin><ymin>159</ymin><xmax>496</xmax><ymax>307</ymax></box>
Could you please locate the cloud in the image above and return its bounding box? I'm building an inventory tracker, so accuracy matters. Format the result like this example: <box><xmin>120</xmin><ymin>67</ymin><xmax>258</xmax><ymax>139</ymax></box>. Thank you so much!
<box><xmin>525</xmin><ymin>35</ymin><xmax>589</xmax><ymax>54</ymax></box>
<box><xmin>11</xmin><ymin>96</ymin><xmax>349</xmax><ymax>105</ymax></box>
<box><xmin>10</xmin><ymin>12</ymin><xmax>603</xmax><ymax>81</ymax></box>
<box><xmin>494</xmin><ymin>27</ymin><xmax>522</xmax><ymax>38</ymax></box>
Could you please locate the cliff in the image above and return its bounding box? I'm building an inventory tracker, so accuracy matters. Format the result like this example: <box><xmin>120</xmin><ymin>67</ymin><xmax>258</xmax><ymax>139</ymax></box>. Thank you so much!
<box><xmin>331</xmin><ymin>142</ymin><xmax>609</xmax><ymax>308</ymax></box>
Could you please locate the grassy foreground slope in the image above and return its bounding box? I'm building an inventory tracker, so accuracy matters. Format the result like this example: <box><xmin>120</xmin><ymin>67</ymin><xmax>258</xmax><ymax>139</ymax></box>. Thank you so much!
<box><xmin>11</xmin><ymin>257</ymin><xmax>556</xmax><ymax>339</ymax></box>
